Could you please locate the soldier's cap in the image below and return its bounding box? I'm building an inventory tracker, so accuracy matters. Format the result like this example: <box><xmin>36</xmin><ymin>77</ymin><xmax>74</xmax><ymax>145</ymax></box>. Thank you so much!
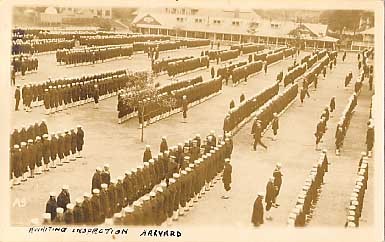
<box><xmin>14</xmin><ymin>144</ymin><xmax>19</xmax><ymax>149</ymax></box>
<box><xmin>295</xmin><ymin>204</ymin><xmax>303</xmax><ymax>211</ymax></box>
<box><xmin>186</xmin><ymin>167</ymin><xmax>193</xmax><ymax>172</ymax></box>
<box><xmin>173</xmin><ymin>173</ymin><xmax>180</xmax><ymax>179</ymax></box>
<box><xmin>189</xmin><ymin>164</ymin><xmax>195</xmax><ymax>168</ymax></box>
<box><xmin>131</xmin><ymin>168</ymin><xmax>136</xmax><ymax>173</ymax></box>
<box><xmin>349</xmin><ymin>210</ymin><xmax>355</xmax><ymax>216</ymax></box>
<box><xmin>117</xmin><ymin>176</ymin><xmax>124</xmax><ymax>182</ymax></box>
<box><xmin>77</xmin><ymin>125</ymin><xmax>82</xmax><ymax>129</ymax></box>
<box><xmin>114</xmin><ymin>213</ymin><xmax>122</xmax><ymax>219</ymax></box>
<box><xmin>145</xmin><ymin>145</ymin><xmax>150</xmax><ymax>149</ymax></box>
<box><xmin>110</xmin><ymin>179</ymin><xmax>117</xmax><ymax>184</ymax></box>
<box><xmin>288</xmin><ymin>213</ymin><xmax>297</xmax><ymax>220</ymax></box>
<box><xmin>44</xmin><ymin>89</ymin><xmax>48</xmax><ymax>91</ymax></box>
<box><xmin>101</xmin><ymin>183</ymin><xmax>108</xmax><ymax>189</ymax></box>
<box><xmin>156</xmin><ymin>187</ymin><xmax>163</xmax><ymax>193</ymax></box>
<box><xmin>62</xmin><ymin>185</ymin><xmax>69</xmax><ymax>190</ymax></box>
<box><xmin>276</xmin><ymin>163</ymin><xmax>282</xmax><ymax>168</ymax></box>
<box><xmin>297</xmin><ymin>198</ymin><xmax>305</xmax><ymax>204</ymax></box>
<box><xmin>56</xmin><ymin>207</ymin><xmax>64</xmax><ymax>214</ymax></box>
<box><xmin>225</xmin><ymin>158</ymin><xmax>231</xmax><ymax>163</ymax></box>
<box><xmin>149</xmin><ymin>159</ymin><xmax>155</xmax><ymax>164</ymax></box>
<box><xmin>349</xmin><ymin>205</ymin><xmax>356</xmax><ymax>210</ymax></box>
<box><xmin>133</xmin><ymin>201</ymin><xmax>142</xmax><ymax>207</ymax></box>
<box><xmin>42</xmin><ymin>213</ymin><xmax>51</xmax><ymax>220</ymax></box>
<box><xmin>142</xmin><ymin>195</ymin><xmax>150</xmax><ymax>201</ymax></box>
<box><xmin>65</xmin><ymin>130</ymin><xmax>69</xmax><ymax>133</ymax></box>
<box><xmin>43</xmin><ymin>134</ymin><xmax>49</xmax><ymax>138</ymax></box>
<box><xmin>92</xmin><ymin>189</ymin><xmax>100</xmax><ymax>194</ymax></box>
<box><xmin>83</xmin><ymin>192</ymin><xmax>91</xmax><ymax>198</ymax></box>
<box><xmin>96</xmin><ymin>167</ymin><xmax>102</xmax><ymax>172</ymax></box>
<box><xmin>143</xmin><ymin>162</ymin><xmax>150</xmax><ymax>167</ymax></box>
<box><xmin>257</xmin><ymin>192</ymin><xmax>264</xmax><ymax>197</ymax></box>
<box><xmin>36</xmin><ymin>136</ymin><xmax>41</xmax><ymax>140</ymax></box>
<box><xmin>104</xmin><ymin>163</ymin><xmax>110</xmax><ymax>168</ymax></box>
<box><xmin>149</xmin><ymin>192</ymin><xmax>156</xmax><ymax>197</ymax></box>
<box><xmin>125</xmin><ymin>170</ymin><xmax>132</xmax><ymax>176</ymax></box>
<box><xmin>184</xmin><ymin>156</ymin><xmax>190</xmax><ymax>160</ymax></box>
<box><xmin>162</xmin><ymin>136</ymin><xmax>166</xmax><ymax>140</ymax></box>
<box><xmin>194</xmin><ymin>160</ymin><xmax>200</xmax><ymax>165</ymax></box>
<box><xmin>352</xmin><ymin>200</ymin><xmax>359</xmax><ymax>206</ymax></box>
<box><xmin>27</xmin><ymin>139</ymin><xmax>33</xmax><ymax>143</ymax></box>
<box><xmin>164</xmin><ymin>151</ymin><xmax>170</xmax><ymax>155</ymax></box>
<box><xmin>195</xmin><ymin>134</ymin><xmax>201</xmax><ymax>138</ymax></box>
<box><xmin>49</xmin><ymin>192</ymin><xmax>56</xmax><ymax>197</ymax></box>
<box><xmin>66</xmin><ymin>203</ymin><xmax>74</xmax><ymax>210</ymax></box>
<box><xmin>160</xmin><ymin>182</ymin><xmax>167</xmax><ymax>187</ymax></box>
<box><xmin>124</xmin><ymin>207</ymin><xmax>134</xmax><ymax>214</ymax></box>
<box><xmin>157</xmin><ymin>153</ymin><xmax>163</xmax><ymax>158</ymax></box>
<box><xmin>169</xmin><ymin>178</ymin><xmax>176</xmax><ymax>184</ymax></box>
<box><xmin>137</xmin><ymin>164</ymin><xmax>144</xmax><ymax>169</ymax></box>
<box><xmin>76</xmin><ymin>198</ymin><xmax>83</xmax><ymax>204</ymax></box>
<box><xmin>20</xmin><ymin>142</ymin><xmax>26</xmax><ymax>146</ymax></box>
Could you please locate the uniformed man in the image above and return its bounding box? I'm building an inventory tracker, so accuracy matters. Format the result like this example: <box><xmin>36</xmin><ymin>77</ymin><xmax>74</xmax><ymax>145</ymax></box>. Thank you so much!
<box><xmin>76</xmin><ymin>125</ymin><xmax>84</xmax><ymax>158</ymax></box>
<box><xmin>272</xmin><ymin>163</ymin><xmax>283</xmax><ymax>207</ymax></box>
<box><xmin>91</xmin><ymin>189</ymin><xmax>103</xmax><ymax>224</ymax></box>
<box><xmin>42</xmin><ymin>134</ymin><xmax>51</xmax><ymax>172</ymax></box>
<box><xmin>49</xmin><ymin>133</ymin><xmax>58</xmax><ymax>168</ymax></box>
<box><xmin>251</xmin><ymin>192</ymin><xmax>264</xmax><ymax>226</ymax></box>
<box><xmin>335</xmin><ymin>125</ymin><xmax>344</xmax><ymax>156</ymax></box>
<box><xmin>329</xmin><ymin>96</ymin><xmax>336</xmax><ymax>114</ymax></box>
<box><xmin>101</xmin><ymin>164</ymin><xmax>111</xmax><ymax>185</ymax></box>
<box><xmin>64</xmin><ymin>203</ymin><xmax>74</xmax><ymax>224</ymax></box>
<box><xmin>54</xmin><ymin>207</ymin><xmax>64</xmax><ymax>224</ymax></box>
<box><xmin>251</xmin><ymin>119</ymin><xmax>267</xmax><ymax>150</ymax></box>
<box><xmin>271</xmin><ymin>113</ymin><xmax>279</xmax><ymax>141</ymax></box>
<box><xmin>45</xmin><ymin>192</ymin><xmax>58</xmax><ymax>221</ymax></box>
<box><xmin>35</xmin><ymin>136</ymin><xmax>43</xmax><ymax>174</ymax></box>
<box><xmin>57</xmin><ymin>185</ymin><xmax>71</xmax><ymax>212</ymax></box>
<box><xmin>315</xmin><ymin>119</ymin><xmax>325</xmax><ymax>151</ymax></box>
<box><xmin>91</xmin><ymin>167</ymin><xmax>102</xmax><ymax>192</ymax></box>
<box><xmin>116</xmin><ymin>176</ymin><xmax>125</xmax><ymax>211</ymax></box>
<box><xmin>366</xmin><ymin>123</ymin><xmax>374</xmax><ymax>157</ymax></box>
<box><xmin>27</xmin><ymin>139</ymin><xmax>36</xmax><ymax>178</ymax></box>
<box><xmin>93</xmin><ymin>84</ymin><xmax>99</xmax><ymax>109</ymax></box>
<box><xmin>73</xmin><ymin>198</ymin><xmax>84</xmax><ymax>224</ymax></box>
<box><xmin>100</xmin><ymin>183</ymin><xmax>110</xmax><ymax>219</ymax></box>
<box><xmin>182</xmin><ymin>95</ymin><xmax>188</xmax><ymax>122</ymax></box>
<box><xmin>222</xmin><ymin>158</ymin><xmax>232</xmax><ymax>199</ymax></box>
<box><xmin>82</xmin><ymin>192</ymin><xmax>93</xmax><ymax>224</ymax></box>
<box><xmin>143</xmin><ymin>145</ymin><xmax>152</xmax><ymax>163</ymax></box>
<box><xmin>14</xmin><ymin>86</ymin><xmax>21</xmax><ymax>111</ymax></box>
<box><xmin>211</xmin><ymin>66</ymin><xmax>215</xmax><ymax>79</ymax></box>
<box><xmin>265</xmin><ymin>177</ymin><xmax>275</xmax><ymax>220</ymax></box>
<box><xmin>160</xmin><ymin>137</ymin><xmax>168</xmax><ymax>153</ymax></box>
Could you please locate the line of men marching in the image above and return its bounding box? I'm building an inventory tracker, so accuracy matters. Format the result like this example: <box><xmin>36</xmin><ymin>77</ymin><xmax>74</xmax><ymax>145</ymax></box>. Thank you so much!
<box><xmin>43</xmin><ymin>131</ymin><xmax>233</xmax><ymax>225</ymax></box>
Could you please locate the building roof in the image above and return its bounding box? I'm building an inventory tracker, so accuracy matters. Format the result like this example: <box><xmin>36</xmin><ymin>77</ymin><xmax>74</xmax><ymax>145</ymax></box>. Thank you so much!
<box><xmin>360</xmin><ymin>27</ymin><xmax>374</xmax><ymax>35</ymax></box>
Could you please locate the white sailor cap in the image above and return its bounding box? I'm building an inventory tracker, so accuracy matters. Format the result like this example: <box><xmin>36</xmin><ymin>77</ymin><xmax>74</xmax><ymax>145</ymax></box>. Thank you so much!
<box><xmin>96</xmin><ymin>167</ymin><xmax>102</xmax><ymax>172</ymax></box>
<box><xmin>186</xmin><ymin>168</ymin><xmax>192</xmax><ymax>172</ymax></box>
<box><xmin>62</xmin><ymin>185</ymin><xmax>69</xmax><ymax>190</ymax></box>
<box><xmin>125</xmin><ymin>170</ymin><xmax>132</xmax><ymax>175</ymax></box>
<box><xmin>257</xmin><ymin>192</ymin><xmax>264</xmax><ymax>197</ymax></box>
<box><xmin>289</xmin><ymin>212</ymin><xmax>297</xmax><ymax>219</ymax></box>
<box><xmin>110</xmin><ymin>179</ymin><xmax>117</xmax><ymax>184</ymax></box>
<box><xmin>14</xmin><ymin>144</ymin><xmax>20</xmax><ymax>149</ymax></box>
<box><xmin>124</xmin><ymin>207</ymin><xmax>134</xmax><ymax>214</ymax></box>
<box><xmin>145</xmin><ymin>145</ymin><xmax>151</xmax><ymax>148</ymax></box>
<box><xmin>156</xmin><ymin>187</ymin><xmax>163</xmax><ymax>193</ymax></box>
<box><xmin>169</xmin><ymin>178</ymin><xmax>176</xmax><ymax>184</ymax></box>
<box><xmin>184</xmin><ymin>156</ymin><xmax>190</xmax><ymax>160</ymax></box>
<box><xmin>149</xmin><ymin>159</ymin><xmax>155</xmax><ymax>164</ymax></box>
<box><xmin>101</xmin><ymin>183</ymin><xmax>108</xmax><ymax>189</ymax></box>
<box><xmin>28</xmin><ymin>139</ymin><xmax>33</xmax><ymax>143</ymax></box>
<box><xmin>352</xmin><ymin>200</ymin><xmax>359</xmax><ymax>206</ymax></box>
<box><xmin>133</xmin><ymin>201</ymin><xmax>142</xmax><ymax>207</ymax></box>
<box><xmin>181</xmin><ymin>170</ymin><xmax>187</xmax><ymax>175</ymax></box>
<box><xmin>149</xmin><ymin>192</ymin><xmax>156</xmax><ymax>197</ymax></box>
<box><xmin>104</xmin><ymin>163</ymin><xmax>110</xmax><ymax>168</ymax></box>
<box><xmin>92</xmin><ymin>189</ymin><xmax>100</xmax><ymax>194</ymax></box>
<box><xmin>194</xmin><ymin>160</ymin><xmax>200</xmax><ymax>165</ymax></box>
<box><xmin>49</xmin><ymin>192</ymin><xmax>56</xmax><ymax>197</ymax></box>
<box><xmin>56</xmin><ymin>207</ymin><xmax>64</xmax><ymax>213</ymax></box>
<box><xmin>297</xmin><ymin>198</ymin><xmax>305</xmax><ymax>204</ymax></box>
<box><xmin>21</xmin><ymin>142</ymin><xmax>26</xmax><ymax>146</ymax></box>
<box><xmin>143</xmin><ymin>162</ymin><xmax>149</xmax><ymax>167</ymax></box>
<box><xmin>83</xmin><ymin>192</ymin><xmax>91</xmax><ymax>198</ymax></box>
<box><xmin>349</xmin><ymin>205</ymin><xmax>356</xmax><ymax>210</ymax></box>
<box><xmin>189</xmin><ymin>164</ymin><xmax>195</xmax><ymax>168</ymax></box>
<box><xmin>117</xmin><ymin>176</ymin><xmax>123</xmax><ymax>182</ymax></box>
<box><xmin>162</xmin><ymin>136</ymin><xmax>167</xmax><ymax>140</ymax></box>
<box><xmin>114</xmin><ymin>213</ymin><xmax>122</xmax><ymax>219</ymax></box>
<box><xmin>42</xmin><ymin>213</ymin><xmax>51</xmax><ymax>220</ymax></box>
<box><xmin>77</xmin><ymin>125</ymin><xmax>82</xmax><ymax>128</ymax></box>
<box><xmin>160</xmin><ymin>182</ymin><xmax>167</xmax><ymax>187</ymax></box>
<box><xmin>76</xmin><ymin>198</ymin><xmax>83</xmax><ymax>204</ymax></box>
<box><xmin>173</xmin><ymin>173</ymin><xmax>180</xmax><ymax>178</ymax></box>
<box><xmin>66</xmin><ymin>203</ymin><xmax>74</xmax><ymax>210</ymax></box>
<box><xmin>137</xmin><ymin>164</ymin><xmax>144</xmax><ymax>169</ymax></box>
<box><xmin>131</xmin><ymin>168</ymin><xmax>137</xmax><ymax>173</ymax></box>
<box><xmin>142</xmin><ymin>195</ymin><xmax>150</xmax><ymax>201</ymax></box>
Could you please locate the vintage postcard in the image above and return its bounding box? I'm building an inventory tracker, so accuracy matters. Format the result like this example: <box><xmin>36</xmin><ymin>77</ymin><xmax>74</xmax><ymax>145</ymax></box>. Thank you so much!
<box><xmin>0</xmin><ymin>0</ymin><xmax>383</xmax><ymax>241</ymax></box>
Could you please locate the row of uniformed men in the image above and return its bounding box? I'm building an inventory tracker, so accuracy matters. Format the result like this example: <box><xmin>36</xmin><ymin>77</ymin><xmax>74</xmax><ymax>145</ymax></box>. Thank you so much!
<box><xmin>56</xmin><ymin>45</ymin><xmax>133</xmax><ymax>65</ymax></box>
<box><xmin>345</xmin><ymin>153</ymin><xmax>369</xmax><ymax>227</ymax></box>
<box><xmin>10</xmin><ymin>126</ymin><xmax>84</xmax><ymax>186</ymax></box>
<box><xmin>223</xmin><ymin>82</ymin><xmax>279</xmax><ymax>134</ymax></box>
<box><xmin>11</xmin><ymin>55</ymin><xmax>38</xmax><ymax>75</ymax></box>
<box><xmin>288</xmin><ymin>150</ymin><xmax>329</xmax><ymax>227</ymax></box>
<box><xmin>166</xmin><ymin>56</ymin><xmax>209</xmax><ymax>77</ymax></box>
<box><xmin>335</xmin><ymin>91</ymin><xmax>358</xmax><ymax>156</ymax></box>
<box><xmin>41</xmin><ymin>132</ymin><xmax>233</xmax><ymax>225</ymax></box>
<box><xmin>10</xmin><ymin>120</ymin><xmax>48</xmax><ymax>149</ymax></box>
<box><xmin>79</xmin><ymin>34</ymin><xmax>170</xmax><ymax>47</ymax></box>
<box><xmin>12</xmin><ymin>39</ymin><xmax>75</xmax><ymax>55</ymax></box>
<box><xmin>14</xmin><ymin>69</ymin><xmax>140</xmax><ymax>109</ymax></box>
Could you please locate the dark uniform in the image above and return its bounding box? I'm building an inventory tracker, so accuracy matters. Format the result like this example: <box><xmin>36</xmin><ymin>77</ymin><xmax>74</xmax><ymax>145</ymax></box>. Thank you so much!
<box><xmin>251</xmin><ymin>195</ymin><xmax>264</xmax><ymax>226</ymax></box>
<box><xmin>45</xmin><ymin>196</ymin><xmax>58</xmax><ymax>221</ymax></box>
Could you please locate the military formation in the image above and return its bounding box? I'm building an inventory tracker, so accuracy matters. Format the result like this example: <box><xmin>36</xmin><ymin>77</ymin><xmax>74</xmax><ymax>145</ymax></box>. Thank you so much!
<box><xmin>166</xmin><ymin>56</ymin><xmax>209</xmax><ymax>77</ymax></box>
<box><xmin>79</xmin><ymin>34</ymin><xmax>170</xmax><ymax>47</ymax></box>
<box><xmin>56</xmin><ymin>45</ymin><xmax>134</xmax><ymax>66</ymax></box>
<box><xmin>10</xmin><ymin>121</ymin><xmax>84</xmax><ymax>186</ymax></box>
<box><xmin>12</xmin><ymin>38</ymin><xmax>75</xmax><ymax>55</ymax></box>
<box><xmin>11</xmin><ymin>54</ymin><xmax>38</xmax><ymax>76</ymax></box>
<box><xmin>42</xmin><ymin>132</ymin><xmax>233</xmax><ymax>225</ymax></box>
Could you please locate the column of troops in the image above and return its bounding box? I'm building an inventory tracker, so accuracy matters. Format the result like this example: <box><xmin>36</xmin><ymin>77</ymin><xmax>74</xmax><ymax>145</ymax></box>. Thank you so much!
<box><xmin>117</xmin><ymin>75</ymin><xmax>203</xmax><ymax>123</ymax></box>
<box><xmin>134</xmin><ymin>40</ymin><xmax>180</xmax><ymax>53</ymax></box>
<box><xmin>42</xmin><ymin>131</ymin><xmax>233</xmax><ymax>225</ymax></box>
<box><xmin>79</xmin><ymin>34</ymin><xmax>170</xmax><ymax>47</ymax></box>
<box><xmin>12</xmin><ymin>39</ymin><xmax>75</xmax><ymax>55</ymax></box>
<box><xmin>11</xmin><ymin>54</ymin><xmax>38</xmax><ymax>76</ymax></box>
<box><xmin>230</xmin><ymin>43</ymin><xmax>265</xmax><ymax>55</ymax></box>
<box><xmin>231</xmin><ymin>60</ymin><xmax>263</xmax><ymax>85</ymax></box>
<box><xmin>335</xmin><ymin>92</ymin><xmax>358</xmax><ymax>156</ymax></box>
<box><xmin>56</xmin><ymin>45</ymin><xmax>134</xmax><ymax>66</ymax></box>
<box><xmin>217</xmin><ymin>49</ymin><xmax>240</xmax><ymax>62</ymax></box>
<box><xmin>10</xmin><ymin>122</ymin><xmax>84</xmax><ymax>186</ymax></box>
<box><xmin>152</xmin><ymin>56</ymin><xmax>193</xmax><ymax>74</ymax></box>
<box><xmin>345</xmin><ymin>152</ymin><xmax>369</xmax><ymax>227</ymax></box>
<box><xmin>216</xmin><ymin>60</ymin><xmax>247</xmax><ymax>84</ymax></box>
<box><xmin>167</xmin><ymin>56</ymin><xmax>209</xmax><ymax>77</ymax></box>
<box><xmin>224</xmin><ymin>81</ymin><xmax>279</xmax><ymax>133</ymax></box>
<box><xmin>139</xmin><ymin>78</ymin><xmax>223</xmax><ymax>127</ymax></box>
<box><xmin>288</xmin><ymin>150</ymin><xmax>329</xmax><ymax>227</ymax></box>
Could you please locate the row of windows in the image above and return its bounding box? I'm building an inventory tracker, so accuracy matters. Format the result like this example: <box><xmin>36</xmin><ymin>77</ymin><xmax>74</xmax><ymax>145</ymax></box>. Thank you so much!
<box><xmin>174</xmin><ymin>17</ymin><xmax>280</xmax><ymax>29</ymax></box>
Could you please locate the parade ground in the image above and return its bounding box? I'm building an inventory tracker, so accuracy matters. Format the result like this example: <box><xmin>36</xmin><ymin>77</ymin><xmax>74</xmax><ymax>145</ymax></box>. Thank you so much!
<box><xmin>10</xmin><ymin>47</ymin><xmax>374</xmax><ymax>227</ymax></box>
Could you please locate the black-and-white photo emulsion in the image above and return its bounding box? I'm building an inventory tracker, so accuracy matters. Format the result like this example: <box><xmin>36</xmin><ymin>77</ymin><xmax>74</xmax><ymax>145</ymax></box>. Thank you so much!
<box><xmin>5</xmin><ymin>1</ymin><xmax>382</xmax><ymax>240</ymax></box>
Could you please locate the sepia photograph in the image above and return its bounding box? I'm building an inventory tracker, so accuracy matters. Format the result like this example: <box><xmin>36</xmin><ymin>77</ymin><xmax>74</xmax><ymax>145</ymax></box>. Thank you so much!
<box><xmin>0</xmin><ymin>0</ymin><xmax>383</xmax><ymax>241</ymax></box>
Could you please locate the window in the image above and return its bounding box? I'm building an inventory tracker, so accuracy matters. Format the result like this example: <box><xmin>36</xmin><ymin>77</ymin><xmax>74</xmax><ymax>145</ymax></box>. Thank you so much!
<box><xmin>232</xmin><ymin>21</ymin><xmax>240</xmax><ymax>26</ymax></box>
<box><xmin>195</xmin><ymin>18</ymin><xmax>203</xmax><ymax>23</ymax></box>
<box><xmin>213</xmin><ymin>19</ymin><xmax>221</xmax><ymax>24</ymax></box>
